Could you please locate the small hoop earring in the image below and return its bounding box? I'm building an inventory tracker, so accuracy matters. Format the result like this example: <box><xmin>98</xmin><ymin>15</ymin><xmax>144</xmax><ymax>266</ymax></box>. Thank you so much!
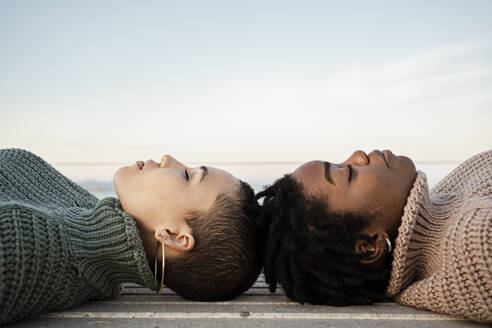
<box><xmin>385</xmin><ymin>237</ymin><xmax>392</xmax><ymax>253</ymax></box>
<box><xmin>154</xmin><ymin>239</ymin><xmax>165</xmax><ymax>294</ymax></box>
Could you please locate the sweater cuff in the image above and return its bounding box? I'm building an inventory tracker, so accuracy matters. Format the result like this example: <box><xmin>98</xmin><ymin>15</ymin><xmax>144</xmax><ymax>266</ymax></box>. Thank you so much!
<box><xmin>61</xmin><ymin>197</ymin><xmax>156</xmax><ymax>297</ymax></box>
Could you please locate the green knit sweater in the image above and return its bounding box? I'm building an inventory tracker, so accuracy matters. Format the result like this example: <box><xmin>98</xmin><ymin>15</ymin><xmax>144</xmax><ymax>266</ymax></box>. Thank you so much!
<box><xmin>0</xmin><ymin>148</ymin><xmax>156</xmax><ymax>326</ymax></box>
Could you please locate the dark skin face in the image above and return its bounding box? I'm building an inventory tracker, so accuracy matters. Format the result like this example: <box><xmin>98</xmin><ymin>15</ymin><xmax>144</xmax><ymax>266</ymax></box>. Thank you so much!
<box><xmin>291</xmin><ymin>150</ymin><xmax>416</xmax><ymax>266</ymax></box>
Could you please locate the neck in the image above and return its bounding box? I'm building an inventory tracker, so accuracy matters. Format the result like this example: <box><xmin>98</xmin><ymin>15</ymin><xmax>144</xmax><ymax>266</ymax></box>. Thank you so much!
<box><xmin>134</xmin><ymin>220</ymin><xmax>158</xmax><ymax>264</ymax></box>
<box><xmin>386</xmin><ymin>220</ymin><xmax>401</xmax><ymax>244</ymax></box>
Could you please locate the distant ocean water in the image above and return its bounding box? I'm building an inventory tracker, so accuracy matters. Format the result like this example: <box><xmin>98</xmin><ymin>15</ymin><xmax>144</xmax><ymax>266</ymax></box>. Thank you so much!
<box><xmin>56</xmin><ymin>163</ymin><xmax>461</xmax><ymax>200</ymax></box>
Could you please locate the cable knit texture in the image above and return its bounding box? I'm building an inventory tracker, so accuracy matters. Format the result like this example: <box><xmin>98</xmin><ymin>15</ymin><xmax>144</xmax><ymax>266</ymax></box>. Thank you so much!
<box><xmin>386</xmin><ymin>150</ymin><xmax>492</xmax><ymax>322</ymax></box>
<box><xmin>0</xmin><ymin>148</ymin><xmax>156</xmax><ymax>326</ymax></box>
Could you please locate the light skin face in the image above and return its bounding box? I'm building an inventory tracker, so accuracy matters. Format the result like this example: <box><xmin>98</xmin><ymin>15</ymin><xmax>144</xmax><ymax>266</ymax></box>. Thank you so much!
<box><xmin>113</xmin><ymin>154</ymin><xmax>241</xmax><ymax>262</ymax></box>
<box><xmin>291</xmin><ymin>149</ymin><xmax>416</xmax><ymax>266</ymax></box>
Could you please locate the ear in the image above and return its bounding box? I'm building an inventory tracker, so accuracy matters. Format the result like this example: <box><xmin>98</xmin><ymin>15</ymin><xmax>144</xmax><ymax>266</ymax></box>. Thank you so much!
<box><xmin>354</xmin><ymin>234</ymin><xmax>388</xmax><ymax>265</ymax></box>
<box><xmin>155</xmin><ymin>228</ymin><xmax>195</xmax><ymax>253</ymax></box>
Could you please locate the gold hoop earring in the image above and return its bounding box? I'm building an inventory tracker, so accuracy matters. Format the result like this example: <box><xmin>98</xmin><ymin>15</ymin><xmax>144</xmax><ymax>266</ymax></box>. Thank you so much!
<box><xmin>154</xmin><ymin>239</ymin><xmax>165</xmax><ymax>295</ymax></box>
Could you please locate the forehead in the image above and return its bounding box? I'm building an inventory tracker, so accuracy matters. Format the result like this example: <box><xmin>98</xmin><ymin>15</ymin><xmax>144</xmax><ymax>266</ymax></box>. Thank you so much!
<box><xmin>205</xmin><ymin>166</ymin><xmax>241</xmax><ymax>196</ymax></box>
<box><xmin>291</xmin><ymin>160</ymin><xmax>326</xmax><ymax>195</ymax></box>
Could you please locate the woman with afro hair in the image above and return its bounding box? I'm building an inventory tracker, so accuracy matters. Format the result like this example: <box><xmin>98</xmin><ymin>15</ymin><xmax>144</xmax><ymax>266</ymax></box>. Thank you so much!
<box><xmin>256</xmin><ymin>149</ymin><xmax>491</xmax><ymax>322</ymax></box>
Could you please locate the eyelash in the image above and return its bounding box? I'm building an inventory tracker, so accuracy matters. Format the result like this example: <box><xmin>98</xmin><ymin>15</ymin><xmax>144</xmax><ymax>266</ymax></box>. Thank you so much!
<box><xmin>184</xmin><ymin>169</ymin><xmax>189</xmax><ymax>180</ymax></box>
<box><xmin>347</xmin><ymin>164</ymin><xmax>353</xmax><ymax>182</ymax></box>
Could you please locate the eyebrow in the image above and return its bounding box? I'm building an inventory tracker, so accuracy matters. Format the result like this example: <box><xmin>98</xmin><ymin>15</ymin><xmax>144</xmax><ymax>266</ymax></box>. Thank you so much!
<box><xmin>324</xmin><ymin>162</ymin><xmax>334</xmax><ymax>185</ymax></box>
<box><xmin>200</xmin><ymin>166</ymin><xmax>208</xmax><ymax>182</ymax></box>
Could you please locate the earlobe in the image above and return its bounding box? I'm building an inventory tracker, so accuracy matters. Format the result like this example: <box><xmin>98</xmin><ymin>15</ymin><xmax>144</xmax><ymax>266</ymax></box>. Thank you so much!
<box><xmin>155</xmin><ymin>228</ymin><xmax>195</xmax><ymax>253</ymax></box>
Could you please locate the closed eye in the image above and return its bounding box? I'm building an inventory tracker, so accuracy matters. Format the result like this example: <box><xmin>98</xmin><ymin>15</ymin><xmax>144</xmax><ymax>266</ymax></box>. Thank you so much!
<box><xmin>184</xmin><ymin>169</ymin><xmax>189</xmax><ymax>180</ymax></box>
<box><xmin>347</xmin><ymin>164</ymin><xmax>353</xmax><ymax>183</ymax></box>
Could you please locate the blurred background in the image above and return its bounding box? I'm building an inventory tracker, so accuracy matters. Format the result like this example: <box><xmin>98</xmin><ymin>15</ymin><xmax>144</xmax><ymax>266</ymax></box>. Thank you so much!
<box><xmin>1</xmin><ymin>0</ymin><xmax>491</xmax><ymax>197</ymax></box>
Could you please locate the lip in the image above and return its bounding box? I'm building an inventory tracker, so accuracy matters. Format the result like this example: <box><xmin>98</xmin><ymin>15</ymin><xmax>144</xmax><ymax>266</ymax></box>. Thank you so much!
<box><xmin>136</xmin><ymin>160</ymin><xmax>144</xmax><ymax>170</ymax></box>
<box><xmin>382</xmin><ymin>150</ymin><xmax>393</xmax><ymax>168</ymax></box>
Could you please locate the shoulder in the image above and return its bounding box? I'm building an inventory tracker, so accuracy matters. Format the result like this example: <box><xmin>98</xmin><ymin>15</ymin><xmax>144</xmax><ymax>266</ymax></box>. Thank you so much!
<box><xmin>1</xmin><ymin>148</ymin><xmax>45</xmax><ymax>159</ymax></box>
<box><xmin>1</xmin><ymin>148</ymin><xmax>45</xmax><ymax>162</ymax></box>
<box><xmin>0</xmin><ymin>148</ymin><xmax>98</xmax><ymax>208</ymax></box>
<box><xmin>459</xmin><ymin>150</ymin><xmax>492</xmax><ymax>173</ymax></box>
<box><xmin>431</xmin><ymin>150</ymin><xmax>492</xmax><ymax>197</ymax></box>
<box><xmin>0</xmin><ymin>148</ymin><xmax>56</xmax><ymax>175</ymax></box>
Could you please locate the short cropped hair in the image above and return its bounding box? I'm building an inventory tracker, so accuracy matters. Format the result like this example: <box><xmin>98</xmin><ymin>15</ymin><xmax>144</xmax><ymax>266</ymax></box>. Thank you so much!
<box><xmin>162</xmin><ymin>180</ymin><xmax>262</xmax><ymax>301</ymax></box>
<box><xmin>255</xmin><ymin>175</ymin><xmax>391</xmax><ymax>305</ymax></box>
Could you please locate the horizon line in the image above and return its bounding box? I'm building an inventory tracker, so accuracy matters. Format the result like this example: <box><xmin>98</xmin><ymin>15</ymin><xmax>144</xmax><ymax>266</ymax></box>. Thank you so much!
<box><xmin>51</xmin><ymin>160</ymin><xmax>462</xmax><ymax>166</ymax></box>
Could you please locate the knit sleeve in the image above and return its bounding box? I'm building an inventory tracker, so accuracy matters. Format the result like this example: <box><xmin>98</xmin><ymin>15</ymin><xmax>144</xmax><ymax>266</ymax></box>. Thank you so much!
<box><xmin>0</xmin><ymin>198</ymin><xmax>155</xmax><ymax>326</ymax></box>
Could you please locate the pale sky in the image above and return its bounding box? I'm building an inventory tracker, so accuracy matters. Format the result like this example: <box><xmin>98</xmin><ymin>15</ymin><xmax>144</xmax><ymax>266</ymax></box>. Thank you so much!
<box><xmin>1</xmin><ymin>0</ymin><xmax>491</xmax><ymax>165</ymax></box>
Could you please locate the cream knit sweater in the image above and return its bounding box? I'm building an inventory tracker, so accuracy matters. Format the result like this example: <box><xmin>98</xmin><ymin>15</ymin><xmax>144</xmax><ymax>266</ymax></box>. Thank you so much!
<box><xmin>386</xmin><ymin>150</ymin><xmax>491</xmax><ymax>322</ymax></box>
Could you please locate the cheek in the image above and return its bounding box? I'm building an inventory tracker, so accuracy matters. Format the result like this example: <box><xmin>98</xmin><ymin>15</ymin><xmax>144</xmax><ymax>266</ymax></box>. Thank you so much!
<box><xmin>143</xmin><ymin>176</ymin><xmax>196</xmax><ymax>217</ymax></box>
<box><xmin>359</xmin><ymin>172</ymin><xmax>411</xmax><ymax>215</ymax></box>
<box><xmin>113</xmin><ymin>170</ymin><xmax>170</xmax><ymax>218</ymax></box>
<box><xmin>345</xmin><ymin>172</ymin><xmax>393</xmax><ymax>211</ymax></box>
<box><xmin>347</xmin><ymin>186</ymin><xmax>386</xmax><ymax>215</ymax></box>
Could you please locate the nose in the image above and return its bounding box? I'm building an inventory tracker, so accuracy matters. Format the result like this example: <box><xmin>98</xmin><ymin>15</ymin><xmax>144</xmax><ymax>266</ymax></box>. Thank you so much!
<box><xmin>343</xmin><ymin>150</ymin><xmax>369</xmax><ymax>166</ymax></box>
<box><xmin>367</xmin><ymin>149</ymin><xmax>389</xmax><ymax>168</ymax></box>
<box><xmin>160</xmin><ymin>154</ymin><xmax>187</xmax><ymax>170</ymax></box>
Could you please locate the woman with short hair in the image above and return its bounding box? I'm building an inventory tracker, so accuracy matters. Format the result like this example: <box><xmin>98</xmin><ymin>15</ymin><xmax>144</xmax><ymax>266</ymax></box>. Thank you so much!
<box><xmin>0</xmin><ymin>148</ymin><xmax>262</xmax><ymax>325</ymax></box>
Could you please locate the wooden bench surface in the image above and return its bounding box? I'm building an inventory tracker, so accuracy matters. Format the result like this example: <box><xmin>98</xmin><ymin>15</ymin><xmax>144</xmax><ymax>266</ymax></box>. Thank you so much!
<box><xmin>6</xmin><ymin>275</ymin><xmax>488</xmax><ymax>328</ymax></box>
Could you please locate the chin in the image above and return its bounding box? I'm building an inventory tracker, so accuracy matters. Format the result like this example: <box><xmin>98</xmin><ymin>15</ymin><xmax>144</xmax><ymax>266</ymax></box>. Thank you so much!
<box><xmin>113</xmin><ymin>167</ymin><xmax>126</xmax><ymax>195</ymax></box>
<box><xmin>398</xmin><ymin>156</ymin><xmax>417</xmax><ymax>188</ymax></box>
<box><xmin>403</xmin><ymin>156</ymin><xmax>416</xmax><ymax>174</ymax></box>
<box><xmin>395</xmin><ymin>154</ymin><xmax>415</xmax><ymax>171</ymax></box>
